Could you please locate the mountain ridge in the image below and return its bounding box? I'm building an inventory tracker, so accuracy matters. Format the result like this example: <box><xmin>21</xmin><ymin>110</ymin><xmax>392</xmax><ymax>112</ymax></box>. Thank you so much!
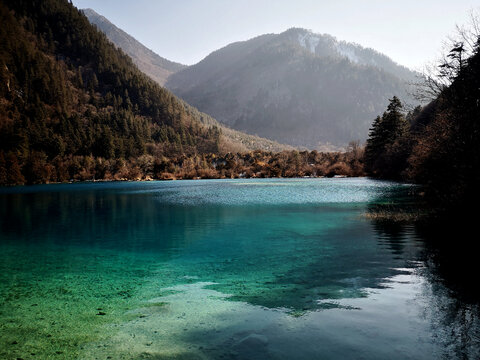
<box><xmin>82</xmin><ymin>8</ymin><xmax>186</xmax><ymax>86</ymax></box>
<box><xmin>166</xmin><ymin>27</ymin><xmax>420</xmax><ymax>148</ymax></box>
<box><xmin>283</xmin><ymin>28</ymin><xmax>416</xmax><ymax>80</ymax></box>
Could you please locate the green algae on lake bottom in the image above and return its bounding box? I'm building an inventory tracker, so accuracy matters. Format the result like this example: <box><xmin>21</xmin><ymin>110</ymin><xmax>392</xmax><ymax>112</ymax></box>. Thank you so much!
<box><xmin>0</xmin><ymin>178</ymin><xmax>479</xmax><ymax>359</ymax></box>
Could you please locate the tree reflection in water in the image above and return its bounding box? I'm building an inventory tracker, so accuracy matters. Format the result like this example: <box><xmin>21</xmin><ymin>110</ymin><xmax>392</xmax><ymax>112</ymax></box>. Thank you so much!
<box><xmin>368</xmin><ymin>196</ymin><xmax>480</xmax><ymax>359</ymax></box>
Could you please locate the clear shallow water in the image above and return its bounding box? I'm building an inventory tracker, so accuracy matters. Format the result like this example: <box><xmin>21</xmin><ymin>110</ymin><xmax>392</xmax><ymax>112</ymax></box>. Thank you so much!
<box><xmin>0</xmin><ymin>178</ymin><xmax>479</xmax><ymax>359</ymax></box>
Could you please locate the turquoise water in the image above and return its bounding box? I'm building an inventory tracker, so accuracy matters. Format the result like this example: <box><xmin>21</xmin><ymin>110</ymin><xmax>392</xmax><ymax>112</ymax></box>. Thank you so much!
<box><xmin>0</xmin><ymin>178</ymin><xmax>479</xmax><ymax>359</ymax></box>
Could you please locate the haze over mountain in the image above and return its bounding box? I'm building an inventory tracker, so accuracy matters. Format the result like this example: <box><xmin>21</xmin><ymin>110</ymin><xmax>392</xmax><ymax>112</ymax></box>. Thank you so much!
<box><xmin>166</xmin><ymin>28</ymin><xmax>420</xmax><ymax>148</ymax></box>
<box><xmin>82</xmin><ymin>8</ymin><xmax>185</xmax><ymax>86</ymax></box>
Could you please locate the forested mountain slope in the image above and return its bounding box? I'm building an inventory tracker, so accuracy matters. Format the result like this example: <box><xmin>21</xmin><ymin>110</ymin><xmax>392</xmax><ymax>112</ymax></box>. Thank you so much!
<box><xmin>0</xmin><ymin>0</ymin><xmax>222</xmax><ymax>184</ymax></box>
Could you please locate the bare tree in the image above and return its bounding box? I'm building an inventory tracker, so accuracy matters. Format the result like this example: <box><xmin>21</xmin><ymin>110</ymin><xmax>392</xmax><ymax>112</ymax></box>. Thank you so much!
<box><xmin>414</xmin><ymin>10</ymin><xmax>480</xmax><ymax>102</ymax></box>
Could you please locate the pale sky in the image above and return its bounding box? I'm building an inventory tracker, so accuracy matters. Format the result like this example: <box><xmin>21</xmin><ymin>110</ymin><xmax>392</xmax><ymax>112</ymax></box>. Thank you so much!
<box><xmin>72</xmin><ymin>0</ymin><xmax>479</xmax><ymax>71</ymax></box>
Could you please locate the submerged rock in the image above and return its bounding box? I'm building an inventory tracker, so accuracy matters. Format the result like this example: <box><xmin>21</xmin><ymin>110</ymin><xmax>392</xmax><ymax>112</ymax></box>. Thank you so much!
<box><xmin>233</xmin><ymin>333</ymin><xmax>269</xmax><ymax>359</ymax></box>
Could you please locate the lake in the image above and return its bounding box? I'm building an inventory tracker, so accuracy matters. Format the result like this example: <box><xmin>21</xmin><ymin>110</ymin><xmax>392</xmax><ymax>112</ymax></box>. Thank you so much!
<box><xmin>0</xmin><ymin>178</ymin><xmax>479</xmax><ymax>359</ymax></box>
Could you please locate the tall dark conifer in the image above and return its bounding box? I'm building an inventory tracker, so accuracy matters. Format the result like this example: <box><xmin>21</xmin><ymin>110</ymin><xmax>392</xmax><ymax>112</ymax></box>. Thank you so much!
<box><xmin>364</xmin><ymin>96</ymin><xmax>410</xmax><ymax>178</ymax></box>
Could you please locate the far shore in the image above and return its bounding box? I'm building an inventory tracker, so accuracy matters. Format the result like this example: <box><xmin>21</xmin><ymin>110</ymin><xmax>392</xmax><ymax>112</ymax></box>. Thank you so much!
<box><xmin>1</xmin><ymin>174</ymin><xmax>368</xmax><ymax>188</ymax></box>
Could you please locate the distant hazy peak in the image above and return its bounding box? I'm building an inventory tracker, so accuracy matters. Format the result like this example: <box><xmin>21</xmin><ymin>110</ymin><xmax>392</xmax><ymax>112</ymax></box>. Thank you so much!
<box><xmin>81</xmin><ymin>8</ymin><xmax>186</xmax><ymax>85</ymax></box>
<box><xmin>166</xmin><ymin>26</ymin><xmax>419</xmax><ymax>148</ymax></box>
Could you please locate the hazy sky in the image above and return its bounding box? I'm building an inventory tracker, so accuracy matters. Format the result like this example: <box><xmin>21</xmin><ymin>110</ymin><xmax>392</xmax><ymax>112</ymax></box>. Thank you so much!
<box><xmin>72</xmin><ymin>0</ymin><xmax>479</xmax><ymax>70</ymax></box>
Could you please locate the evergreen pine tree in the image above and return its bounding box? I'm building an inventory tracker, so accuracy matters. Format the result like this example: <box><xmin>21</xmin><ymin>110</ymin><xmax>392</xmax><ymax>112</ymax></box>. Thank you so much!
<box><xmin>364</xmin><ymin>96</ymin><xmax>410</xmax><ymax>178</ymax></box>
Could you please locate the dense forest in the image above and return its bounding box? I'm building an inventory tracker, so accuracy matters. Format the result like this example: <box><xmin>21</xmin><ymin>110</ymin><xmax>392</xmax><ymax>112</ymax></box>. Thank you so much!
<box><xmin>364</xmin><ymin>24</ymin><xmax>480</xmax><ymax>208</ymax></box>
<box><xmin>0</xmin><ymin>0</ymin><xmax>223</xmax><ymax>185</ymax></box>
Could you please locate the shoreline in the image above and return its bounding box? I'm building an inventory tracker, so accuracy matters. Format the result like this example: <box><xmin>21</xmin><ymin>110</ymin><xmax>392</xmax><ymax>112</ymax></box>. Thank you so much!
<box><xmin>0</xmin><ymin>174</ymin><xmax>369</xmax><ymax>188</ymax></box>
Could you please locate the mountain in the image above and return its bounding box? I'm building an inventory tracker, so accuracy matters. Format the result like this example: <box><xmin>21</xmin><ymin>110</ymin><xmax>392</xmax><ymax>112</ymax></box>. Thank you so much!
<box><xmin>80</xmin><ymin>8</ymin><xmax>293</xmax><ymax>153</ymax></box>
<box><xmin>82</xmin><ymin>8</ymin><xmax>185</xmax><ymax>86</ymax></box>
<box><xmin>166</xmin><ymin>28</ymin><xmax>420</xmax><ymax>148</ymax></box>
<box><xmin>0</xmin><ymin>0</ymin><xmax>290</xmax><ymax>185</ymax></box>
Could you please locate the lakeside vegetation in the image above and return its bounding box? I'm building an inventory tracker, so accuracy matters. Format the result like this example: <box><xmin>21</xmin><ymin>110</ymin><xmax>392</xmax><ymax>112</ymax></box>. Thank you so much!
<box><xmin>364</xmin><ymin>18</ymin><xmax>480</xmax><ymax>209</ymax></box>
<box><xmin>1</xmin><ymin>147</ymin><xmax>364</xmax><ymax>184</ymax></box>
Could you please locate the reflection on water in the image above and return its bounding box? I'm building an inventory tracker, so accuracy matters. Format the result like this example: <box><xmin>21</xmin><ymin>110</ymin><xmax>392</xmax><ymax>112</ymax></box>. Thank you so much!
<box><xmin>367</xmin><ymin>199</ymin><xmax>480</xmax><ymax>360</ymax></box>
<box><xmin>0</xmin><ymin>179</ymin><xmax>479</xmax><ymax>359</ymax></box>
